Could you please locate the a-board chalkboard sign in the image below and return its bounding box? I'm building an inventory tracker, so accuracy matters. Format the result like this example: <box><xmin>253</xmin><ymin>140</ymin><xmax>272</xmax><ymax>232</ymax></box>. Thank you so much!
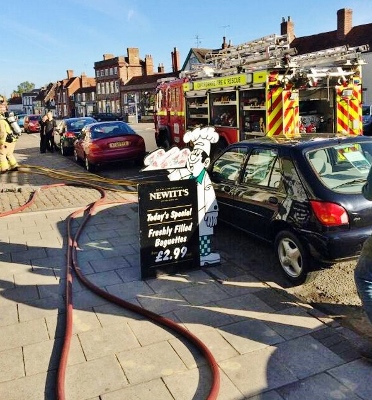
<box><xmin>138</xmin><ymin>179</ymin><xmax>200</xmax><ymax>279</ymax></box>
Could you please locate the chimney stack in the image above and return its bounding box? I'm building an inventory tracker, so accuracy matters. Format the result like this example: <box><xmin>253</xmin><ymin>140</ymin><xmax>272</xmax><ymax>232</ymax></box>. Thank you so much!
<box><xmin>103</xmin><ymin>54</ymin><xmax>114</xmax><ymax>60</ymax></box>
<box><xmin>280</xmin><ymin>16</ymin><xmax>295</xmax><ymax>43</ymax></box>
<box><xmin>67</xmin><ymin>70</ymin><xmax>74</xmax><ymax>79</ymax></box>
<box><xmin>171</xmin><ymin>48</ymin><xmax>180</xmax><ymax>72</ymax></box>
<box><xmin>222</xmin><ymin>36</ymin><xmax>228</xmax><ymax>49</ymax></box>
<box><xmin>337</xmin><ymin>8</ymin><xmax>352</xmax><ymax>40</ymax></box>
<box><xmin>145</xmin><ymin>54</ymin><xmax>154</xmax><ymax>75</ymax></box>
<box><xmin>127</xmin><ymin>48</ymin><xmax>140</xmax><ymax>65</ymax></box>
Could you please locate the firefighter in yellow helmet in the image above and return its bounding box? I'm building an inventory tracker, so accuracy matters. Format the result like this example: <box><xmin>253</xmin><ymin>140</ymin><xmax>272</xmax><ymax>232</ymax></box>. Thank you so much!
<box><xmin>0</xmin><ymin>95</ymin><xmax>19</xmax><ymax>173</ymax></box>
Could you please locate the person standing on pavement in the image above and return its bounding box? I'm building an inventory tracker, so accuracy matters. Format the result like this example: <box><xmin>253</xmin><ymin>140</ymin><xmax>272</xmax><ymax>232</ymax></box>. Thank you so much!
<box><xmin>44</xmin><ymin>111</ymin><xmax>56</xmax><ymax>153</ymax></box>
<box><xmin>0</xmin><ymin>95</ymin><xmax>19</xmax><ymax>173</ymax></box>
<box><xmin>39</xmin><ymin>114</ymin><xmax>48</xmax><ymax>153</ymax></box>
<box><xmin>354</xmin><ymin>165</ymin><xmax>372</xmax><ymax>361</ymax></box>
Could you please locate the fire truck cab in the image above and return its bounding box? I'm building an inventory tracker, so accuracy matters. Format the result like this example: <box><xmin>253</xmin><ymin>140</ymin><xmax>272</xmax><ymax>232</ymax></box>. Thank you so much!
<box><xmin>154</xmin><ymin>34</ymin><xmax>368</xmax><ymax>155</ymax></box>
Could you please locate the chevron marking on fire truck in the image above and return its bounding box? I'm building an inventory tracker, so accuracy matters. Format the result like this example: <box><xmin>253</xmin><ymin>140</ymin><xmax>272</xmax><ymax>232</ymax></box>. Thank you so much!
<box><xmin>283</xmin><ymin>90</ymin><xmax>299</xmax><ymax>136</ymax></box>
<box><xmin>267</xmin><ymin>87</ymin><xmax>283</xmax><ymax>136</ymax></box>
<box><xmin>336</xmin><ymin>84</ymin><xmax>362</xmax><ymax>135</ymax></box>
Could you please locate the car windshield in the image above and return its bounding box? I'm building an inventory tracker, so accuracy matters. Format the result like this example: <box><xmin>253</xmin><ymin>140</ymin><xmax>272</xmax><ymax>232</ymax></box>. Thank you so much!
<box><xmin>67</xmin><ymin>118</ymin><xmax>95</xmax><ymax>131</ymax></box>
<box><xmin>307</xmin><ymin>141</ymin><xmax>372</xmax><ymax>193</ymax></box>
<box><xmin>90</xmin><ymin>122</ymin><xmax>135</xmax><ymax>139</ymax></box>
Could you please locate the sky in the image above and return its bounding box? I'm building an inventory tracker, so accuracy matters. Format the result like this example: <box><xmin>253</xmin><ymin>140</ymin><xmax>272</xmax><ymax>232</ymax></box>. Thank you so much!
<box><xmin>1</xmin><ymin>0</ymin><xmax>371</xmax><ymax>97</ymax></box>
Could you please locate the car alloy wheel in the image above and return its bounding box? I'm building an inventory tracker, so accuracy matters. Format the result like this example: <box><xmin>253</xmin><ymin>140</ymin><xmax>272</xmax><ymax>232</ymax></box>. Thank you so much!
<box><xmin>84</xmin><ymin>156</ymin><xmax>95</xmax><ymax>172</ymax></box>
<box><xmin>73</xmin><ymin>149</ymin><xmax>80</xmax><ymax>163</ymax></box>
<box><xmin>274</xmin><ymin>230</ymin><xmax>309</xmax><ymax>284</ymax></box>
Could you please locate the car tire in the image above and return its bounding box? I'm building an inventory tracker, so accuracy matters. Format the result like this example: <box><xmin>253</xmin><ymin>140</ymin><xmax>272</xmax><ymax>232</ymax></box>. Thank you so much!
<box><xmin>73</xmin><ymin>149</ymin><xmax>81</xmax><ymax>164</ymax></box>
<box><xmin>161</xmin><ymin>138</ymin><xmax>170</xmax><ymax>149</ymax></box>
<box><xmin>61</xmin><ymin>144</ymin><xmax>68</xmax><ymax>156</ymax></box>
<box><xmin>84</xmin><ymin>155</ymin><xmax>95</xmax><ymax>172</ymax></box>
<box><xmin>274</xmin><ymin>230</ymin><xmax>309</xmax><ymax>284</ymax></box>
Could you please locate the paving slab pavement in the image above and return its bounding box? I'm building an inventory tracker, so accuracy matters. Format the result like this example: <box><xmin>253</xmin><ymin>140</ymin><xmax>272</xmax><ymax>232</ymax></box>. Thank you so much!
<box><xmin>0</xmin><ymin>131</ymin><xmax>371</xmax><ymax>399</ymax></box>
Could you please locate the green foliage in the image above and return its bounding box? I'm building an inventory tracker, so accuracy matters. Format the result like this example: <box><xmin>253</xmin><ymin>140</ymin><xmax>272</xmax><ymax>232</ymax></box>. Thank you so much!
<box><xmin>15</xmin><ymin>81</ymin><xmax>35</xmax><ymax>95</ymax></box>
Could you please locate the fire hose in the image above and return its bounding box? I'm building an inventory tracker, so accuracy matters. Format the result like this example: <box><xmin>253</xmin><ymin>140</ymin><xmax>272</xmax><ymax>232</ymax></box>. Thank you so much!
<box><xmin>0</xmin><ymin>166</ymin><xmax>221</xmax><ymax>400</ymax></box>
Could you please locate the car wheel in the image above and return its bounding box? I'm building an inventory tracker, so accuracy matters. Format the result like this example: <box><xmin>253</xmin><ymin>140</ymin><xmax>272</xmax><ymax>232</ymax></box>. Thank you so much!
<box><xmin>73</xmin><ymin>149</ymin><xmax>81</xmax><ymax>164</ymax></box>
<box><xmin>61</xmin><ymin>144</ymin><xmax>68</xmax><ymax>156</ymax></box>
<box><xmin>274</xmin><ymin>230</ymin><xmax>309</xmax><ymax>284</ymax></box>
<box><xmin>161</xmin><ymin>138</ymin><xmax>170</xmax><ymax>149</ymax></box>
<box><xmin>84</xmin><ymin>155</ymin><xmax>95</xmax><ymax>172</ymax></box>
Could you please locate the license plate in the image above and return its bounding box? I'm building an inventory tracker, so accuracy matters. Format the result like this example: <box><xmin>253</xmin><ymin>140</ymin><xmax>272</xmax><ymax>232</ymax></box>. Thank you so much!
<box><xmin>109</xmin><ymin>141</ymin><xmax>130</xmax><ymax>148</ymax></box>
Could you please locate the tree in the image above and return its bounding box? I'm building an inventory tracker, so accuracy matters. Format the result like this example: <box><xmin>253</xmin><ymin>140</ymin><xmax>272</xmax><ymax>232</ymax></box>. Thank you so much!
<box><xmin>15</xmin><ymin>81</ymin><xmax>35</xmax><ymax>95</ymax></box>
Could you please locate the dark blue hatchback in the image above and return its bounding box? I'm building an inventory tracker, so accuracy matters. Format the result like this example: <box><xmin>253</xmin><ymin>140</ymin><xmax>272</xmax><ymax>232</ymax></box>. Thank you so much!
<box><xmin>210</xmin><ymin>133</ymin><xmax>372</xmax><ymax>284</ymax></box>
<box><xmin>54</xmin><ymin>117</ymin><xmax>97</xmax><ymax>155</ymax></box>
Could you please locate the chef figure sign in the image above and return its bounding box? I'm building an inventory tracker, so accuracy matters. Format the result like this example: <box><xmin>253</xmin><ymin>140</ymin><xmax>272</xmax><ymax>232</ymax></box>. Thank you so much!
<box><xmin>143</xmin><ymin>127</ymin><xmax>220</xmax><ymax>266</ymax></box>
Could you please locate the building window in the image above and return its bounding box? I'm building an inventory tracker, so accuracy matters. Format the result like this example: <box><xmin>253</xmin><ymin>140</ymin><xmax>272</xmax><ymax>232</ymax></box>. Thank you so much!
<box><xmin>114</xmin><ymin>67</ymin><xmax>118</xmax><ymax>75</ymax></box>
<box><xmin>115</xmin><ymin>81</ymin><xmax>119</xmax><ymax>93</ymax></box>
<box><xmin>105</xmin><ymin>69</ymin><xmax>108</xmax><ymax>76</ymax></box>
<box><xmin>109</xmin><ymin>67</ymin><xmax>113</xmax><ymax>75</ymax></box>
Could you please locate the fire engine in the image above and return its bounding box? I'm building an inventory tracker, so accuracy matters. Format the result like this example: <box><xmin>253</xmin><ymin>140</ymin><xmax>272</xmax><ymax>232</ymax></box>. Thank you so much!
<box><xmin>154</xmin><ymin>34</ymin><xmax>368</xmax><ymax>155</ymax></box>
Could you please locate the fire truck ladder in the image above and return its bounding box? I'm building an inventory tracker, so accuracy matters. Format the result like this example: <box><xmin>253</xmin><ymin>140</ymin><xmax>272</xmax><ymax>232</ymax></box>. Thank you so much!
<box><xmin>204</xmin><ymin>33</ymin><xmax>296</xmax><ymax>71</ymax></box>
<box><xmin>289</xmin><ymin>45</ymin><xmax>369</xmax><ymax>68</ymax></box>
<box><xmin>185</xmin><ymin>36</ymin><xmax>368</xmax><ymax>80</ymax></box>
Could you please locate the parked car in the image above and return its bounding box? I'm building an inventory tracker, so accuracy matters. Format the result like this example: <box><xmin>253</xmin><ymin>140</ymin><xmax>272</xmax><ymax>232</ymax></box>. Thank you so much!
<box><xmin>91</xmin><ymin>112</ymin><xmax>123</xmax><ymax>122</ymax></box>
<box><xmin>73</xmin><ymin>121</ymin><xmax>146</xmax><ymax>171</ymax></box>
<box><xmin>54</xmin><ymin>117</ymin><xmax>97</xmax><ymax>156</ymax></box>
<box><xmin>16</xmin><ymin>113</ymin><xmax>27</xmax><ymax>130</ymax></box>
<box><xmin>24</xmin><ymin>114</ymin><xmax>41</xmax><ymax>133</ymax></box>
<box><xmin>209</xmin><ymin>134</ymin><xmax>372</xmax><ymax>284</ymax></box>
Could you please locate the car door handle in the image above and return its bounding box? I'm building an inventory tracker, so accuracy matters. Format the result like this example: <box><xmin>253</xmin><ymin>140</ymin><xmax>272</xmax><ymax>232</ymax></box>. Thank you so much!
<box><xmin>268</xmin><ymin>196</ymin><xmax>278</xmax><ymax>204</ymax></box>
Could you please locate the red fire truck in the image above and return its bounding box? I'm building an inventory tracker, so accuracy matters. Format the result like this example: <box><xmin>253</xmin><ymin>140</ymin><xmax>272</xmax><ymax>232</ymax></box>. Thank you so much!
<box><xmin>154</xmin><ymin>34</ymin><xmax>368</xmax><ymax>156</ymax></box>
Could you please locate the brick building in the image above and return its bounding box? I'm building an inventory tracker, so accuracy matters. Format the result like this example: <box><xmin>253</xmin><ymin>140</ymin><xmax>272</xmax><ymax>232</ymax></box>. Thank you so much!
<box><xmin>55</xmin><ymin>71</ymin><xmax>95</xmax><ymax>118</ymax></box>
<box><xmin>121</xmin><ymin>48</ymin><xmax>181</xmax><ymax>121</ymax></box>
<box><xmin>94</xmin><ymin>48</ymin><xmax>157</xmax><ymax>115</ymax></box>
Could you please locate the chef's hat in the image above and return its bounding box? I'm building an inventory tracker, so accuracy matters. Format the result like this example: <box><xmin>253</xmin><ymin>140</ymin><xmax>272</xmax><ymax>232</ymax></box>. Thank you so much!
<box><xmin>183</xmin><ymin>127</ymin><xmax>219</xmax><ymax>156</ymax></box>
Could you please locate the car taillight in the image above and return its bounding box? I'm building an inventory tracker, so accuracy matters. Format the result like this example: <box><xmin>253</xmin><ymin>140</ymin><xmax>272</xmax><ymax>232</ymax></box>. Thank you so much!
<box><xmin>310</xmin><ymin>200</ymin><xmax>349</xmax><ymax>226</ymax></box>
<box><xmin>65</xmin><ymin>131</ymin><xmax>76</xmax><ymax>138</ymax></box>
<box><xmin>88</xmin><ymin>142</ymin><xmax>101</xmax><ymax>152</ymax></box>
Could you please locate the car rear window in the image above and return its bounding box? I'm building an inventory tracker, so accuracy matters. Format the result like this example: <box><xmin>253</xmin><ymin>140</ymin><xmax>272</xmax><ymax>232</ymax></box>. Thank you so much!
<box><xmin>29</xmin><ymin>115</ymin><xmax>41</xmax><ymax>121</ymax></box>
<box><xmin>67</xmin><ymin>118</ymin><xmax>95</xmax><ymax>130</ymax></box>
<box><xmin>307</xmin><ymin>141</ymin><xmax>372</xmax><ymax>193</ymax></box>
<box><xmin>90</xmin><ymin>122</ymin><xmax>135</xmax><ymax>139</ymax></box>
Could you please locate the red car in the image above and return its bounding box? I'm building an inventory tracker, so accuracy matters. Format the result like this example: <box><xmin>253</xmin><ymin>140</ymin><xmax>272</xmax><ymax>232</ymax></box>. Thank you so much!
<box><xmin>24</xmin><ymin>114</ymin><xmax>41</xmax><ymax>133</ymax></box>
<box><xmin>73</xmin><ymin>121</ymin><xmax>146</xmax><ymax>171</ymax></box>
